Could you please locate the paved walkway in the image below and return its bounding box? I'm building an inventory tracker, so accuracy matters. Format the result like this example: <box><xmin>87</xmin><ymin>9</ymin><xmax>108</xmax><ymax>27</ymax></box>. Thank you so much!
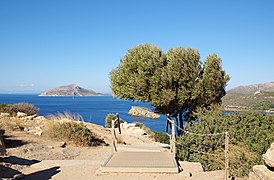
<box><xmin>100</xmin><ymin>151</ymin><xmax>178</xmax><ymax>173</ymax></box>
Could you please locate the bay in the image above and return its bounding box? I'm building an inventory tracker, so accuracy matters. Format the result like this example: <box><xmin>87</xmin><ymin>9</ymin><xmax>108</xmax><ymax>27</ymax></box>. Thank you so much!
<box><xmin>0</xmin><ymin>94</ymin><xmax>166</xmax><ymax>132</ymax></box>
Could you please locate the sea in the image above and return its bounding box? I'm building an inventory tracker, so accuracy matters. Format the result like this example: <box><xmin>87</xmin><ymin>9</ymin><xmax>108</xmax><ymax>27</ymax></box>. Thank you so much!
<box><xmin>0</xmin><ymin>94</ymin><xmax>167</xmax><ymax>132</ymax></box>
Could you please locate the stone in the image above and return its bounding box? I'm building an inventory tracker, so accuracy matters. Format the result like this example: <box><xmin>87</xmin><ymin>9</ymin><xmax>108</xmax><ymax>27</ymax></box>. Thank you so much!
<box><xmin>178</xmin><ymin>161</ymin><xmax>204</xmax><ymax>176</ymax></box>
<box><xmin>13</xmin><ymin>173</ymin><xmax>25</xmax><ymax>179</ymax></box>
<box><xmin>34</xmin><ymin>131</ymin><xmax>42</xmax><ymax>136</ymax></box>
<box><xmin>0</xmin><ymin>112</ymin><xmax>10</xmax><ymax>118</ymax></box>
<box><xmin>25</xmin><ymin>114</ymin><xmax>38</xmax><ymax>120</ymax></box>
<box><xmin>128</xmin><ymin>106</ymin><xmax>160</xmax><ymax>119</ymax></box>
<box><xmin>249</xmin><ymin>172</ymin><xmax>259</xmax><ymax>180</ymax></box>
<box><xmin>17</xmin><ymin>112</ymin><xmax>27</xmax><ymax>118</ymax></box>
<box><xmin>124</xmin><ymin>123</ymin><xmax>137</xmax><ymax>130</ymax></box>
<box><xmin>34</xmin><ymin>116</ymin><xmax>47</xmax><ymax>121</ymax></box>
<box><xmin>59</xmin><ymin>142</ymin><xmax>67</xmax><ymax>148</ymax></box>
<box><xmin>263</xmin><ymin>143</ymin><xmax>274</xmax><ymax>168</ymax></box>
<box><xmin>252</xmin><ymin>165</ymin><xmax>274</xmax><ymax>180</ymax></box>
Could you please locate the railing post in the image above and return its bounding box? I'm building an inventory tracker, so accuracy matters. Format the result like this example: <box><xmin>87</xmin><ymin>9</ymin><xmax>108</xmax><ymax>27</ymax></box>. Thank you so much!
<box><xmin>171</xmin><ymin>120</ymin><xmax>176</xmax><ymax>158</ymax></box>
<box><xmin>116</xmin><ymin>113</ymin><xmax>121</xmax><ymax>134</ymax></box>
<box><xmin>225</xmin><ymin>131</ymin><xmax>229</xmax><ymax>180</ymax></box>
<box><xmin>111</xmin><ymin>120</ymin><xmax>117</xmax><ymax>153</ymax></box>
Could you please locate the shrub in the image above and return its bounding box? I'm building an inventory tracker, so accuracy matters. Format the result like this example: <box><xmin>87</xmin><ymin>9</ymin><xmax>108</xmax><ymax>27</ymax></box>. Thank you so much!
<box><xmin>153</xmin><ymin>131</ymin><xmax>170</xmax><ymax>144</ymax></box>
<box><xmin>176</xmin><ymin>106</ymin><xmax>274</xmax><ymax>177</ymax></box>
<box><xmin>105</xmin><ymin>114</ymin><xmax>124</xmax><ymax>128</ymax></box>
<box><xmin>0</xmin><ymin>103</ymin><xmax>39</xmax><ymax>116</ymax></box>
<box><xmin>45</xmin><ymin>121</ymin><xmax>106</xmax><ymax>146</ymax></box>
<box><xmin>134</xmin><ymin>122</ymin><xmax>145</xmax><ymax>129</ymax></box>
<box><xmin>12</xmin><ymin>103</ymin><xmax>39</xmax><ymax>116</ymax></box>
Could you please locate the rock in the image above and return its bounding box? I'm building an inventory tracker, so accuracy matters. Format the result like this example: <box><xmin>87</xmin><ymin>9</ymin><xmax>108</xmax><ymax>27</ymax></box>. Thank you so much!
<box><xmin>0</xmin><ymin>112</ymin><xmax>10</xmax><ymax>118</ymax></box>
<box><xmin>249</xmin><ymin>172</ymin><xmax>259</xmax><ymax>180</ymax></box>
<box><xmin>263</xmin><ymin>143</ymin><xmax>274</xmax><ymax>168</ymax></box>
<box><xmin>128</xmin><ymin>106</ymin><xmax>160</xmax><ymax>119</ymax></box>
<box><xmin>13</xmin><ymin>173</ymin><xmax>25</xmax><ymax>179</ymax></box>
<box><xmin>17</xmin><ymin>112</ymin><xmax>27</xmax><ymax>118</ymax></box>
<box><xmin>252</xmin><ymin>165</ymin><xmax>274</xmax><ymax>180</ymax></box>
<box><xmin>34</xmin><ymin>116</ymin><xmax>47</xmax><ymax>121</ymax></box>
<box><xmin>59</xmin><ymin>142</ymin><xmax>67</xmax><ymax>148</ymax></box>
<box><xmin>34</xmin><ymin>131</ymin><xmax>42</xmax><ymax>136</ymax></box>
<box><xmin>25</xmin><ymin>114</ymin><xmax>38</xmax><ymax>120</ymax></box>
<box><xmin>178</xmin><ymin>161</ymin><xmax>204</xmax><ymax>176</ymax></box>
<box><xmin>124</xmin><ymin>123</ymin><xmax>137</xmax><ymax>130</ymax></box>
<box><xmin>131</xmin><ymin>128</ymin><xmax>146</xmax><ymax>135</ymax></box>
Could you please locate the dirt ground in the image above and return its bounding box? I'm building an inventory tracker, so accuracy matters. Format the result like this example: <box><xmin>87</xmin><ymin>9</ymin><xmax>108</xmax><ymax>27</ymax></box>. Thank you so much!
<box><xmin>0</xmin><ymin>117</ymin><xmax>228</xmax><ymax>180</ymax></box>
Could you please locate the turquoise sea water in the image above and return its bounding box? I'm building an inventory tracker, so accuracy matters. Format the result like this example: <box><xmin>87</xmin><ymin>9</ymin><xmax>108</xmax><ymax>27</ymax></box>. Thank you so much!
<box><xmin>0</xmin><ymin>94</ymin><xmax>167</xmax><ymax>132</ymax></box>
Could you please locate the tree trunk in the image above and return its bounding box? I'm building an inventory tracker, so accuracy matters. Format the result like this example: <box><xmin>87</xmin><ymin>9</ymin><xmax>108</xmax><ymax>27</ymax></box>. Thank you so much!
<box><xmin>175</xmin><ymin>116</ymin><xmax>179</xmax><ymax>135</ymax></box>
<box><xmin>178</xmin><ymin>111</ymin><xmax>184</xmax><ymax>136</ymax></box>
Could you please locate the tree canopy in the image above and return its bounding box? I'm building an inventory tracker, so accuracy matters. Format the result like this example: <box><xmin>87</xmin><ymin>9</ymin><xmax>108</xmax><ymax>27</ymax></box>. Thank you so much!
<box><xmin>110</xmin><ymin>44</ymin><xmax>229</xmax><ymax>130</ymax></box>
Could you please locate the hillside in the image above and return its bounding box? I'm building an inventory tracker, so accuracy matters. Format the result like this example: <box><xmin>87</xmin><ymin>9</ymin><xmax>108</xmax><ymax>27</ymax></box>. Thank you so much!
<box><xmin>222</xmin><ymin>82</ymin><xmax>274</xmax><ymax>110</ymax></box>
<box><xmin>39</xmin><ymin>84</ymin><xmax>107</xmax><ymax>96</ymax></box>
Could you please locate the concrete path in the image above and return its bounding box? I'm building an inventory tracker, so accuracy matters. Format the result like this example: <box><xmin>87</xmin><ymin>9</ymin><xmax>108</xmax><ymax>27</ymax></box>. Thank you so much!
<box><xmin>100</xmin><ymin>151</ymin><xmax>178</xmax><ymax>173</ymax></box>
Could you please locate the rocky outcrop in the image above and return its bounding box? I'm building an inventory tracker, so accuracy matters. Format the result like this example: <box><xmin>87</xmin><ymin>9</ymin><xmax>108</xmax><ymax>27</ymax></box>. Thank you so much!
<box><xmin>17</xmin><ymin>112</ymin><xmax>27</xmax><ymax>118</ymax></box>
<box><xmin>249</xmin><ymin>142</ymin><xmax>274</xmax><ymax>180</ymax></box>
<box><xmin>128</xmin><ymin>106</ymin><xmax>160</xmax><ymax>119</ymax></box>
<box><xmin>250</xmin><ymin>165</ymin><xmax>274</xmax><ymax>180</ymax></box>
<box><xmin>0</xmin><ymin>113</ymin><xmax>10</xmax><ymax>118</ymax></box>
<box><xmin>263</xmin><ymin>143</ymin><xmax>274</xmax><ymax>167</ymax></box>
<box><xmin>39</xmin><ymin>84</ymin><xmax>108</xmax><ymax>96</ymax></box>
<box><xmin>120</xmin><ymin>122</ymin><xmax>147</xmax><ymax>136</ymax></box>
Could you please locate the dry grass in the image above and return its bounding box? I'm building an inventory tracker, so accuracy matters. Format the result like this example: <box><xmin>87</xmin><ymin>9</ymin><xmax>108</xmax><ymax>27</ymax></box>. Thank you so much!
<box><xmin>0</xmin><ymin>117</ymin><xmax>25</xmax><ymax>131</ymax></box>
<box><xmin>44</xmin><ymin>113</ymin><xmax>106</xmax><ymax>147</ymax></box>
<box><xmin>48</xmin><ymin>112</ymin><xmax>84</xmax><ymax>122</ymax></box>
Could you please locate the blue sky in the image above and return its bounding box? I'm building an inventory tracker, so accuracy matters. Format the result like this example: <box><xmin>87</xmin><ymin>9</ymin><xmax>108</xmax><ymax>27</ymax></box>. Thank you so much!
<box><xmin>0</xmin><ymin>0</ymin><xmax>273</xmax><ymax>93</ymax></box>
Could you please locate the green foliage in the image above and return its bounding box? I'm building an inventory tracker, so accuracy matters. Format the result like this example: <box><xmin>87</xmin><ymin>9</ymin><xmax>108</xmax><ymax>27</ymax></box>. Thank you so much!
<box><xmin>0</xmin><ymin>103</ymin><xmax>39</xmax><ymax>116</ymax></box>
<box><xmin>177</xmin><ymin>106</ymin><xmax>274</xmax><ymax>177</ymax></box>
<box><xmin>110</xmin><ymin>44</ymin><xmax>229</xmax><ymax>130</ymax></box>
<box><xmin>153</xmin><ymin>131</ymin><xmax>170</xmax><ymax>144</ymax></box>
<box><xmin>134</xmin><ymin>122</ymin><xmax>145</xmax><ymax>129</ymax></box>
<box><xmin>105</xmin><ymin>114</ymin><xmax>124</xmax><ymax>128</ymax></box>
<box><xmin>47</xmin><ymin>121</ymin><xmax>106</xmax><ymax>146</ymax></box>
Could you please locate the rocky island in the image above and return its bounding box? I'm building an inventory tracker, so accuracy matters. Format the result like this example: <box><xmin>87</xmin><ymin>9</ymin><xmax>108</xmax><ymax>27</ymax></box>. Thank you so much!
<box><xmin>128</xmin><ymin>106</ymin><xmax>160</xmax><ymax>119</ymax></box>
<box><xmin>39</xmin><ymin>84</ymin><xmax>108</xmax><ymax>96</ymax></box>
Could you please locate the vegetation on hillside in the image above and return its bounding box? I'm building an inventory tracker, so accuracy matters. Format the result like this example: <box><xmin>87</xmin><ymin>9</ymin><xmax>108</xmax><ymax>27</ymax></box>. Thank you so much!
<box><xmin>223</xmin><ymin>91</ymin><xmax>274</xmax><ymax>111</ymax></box>
<box><xmin>110</xmin><ymin>44</ymin><xmax>229</xmax><ymax>133</ymax></box>
<box><xmin>176</xmin><ymin>106</ymin><xmax>274</xmax><ymax>177</ymax></box>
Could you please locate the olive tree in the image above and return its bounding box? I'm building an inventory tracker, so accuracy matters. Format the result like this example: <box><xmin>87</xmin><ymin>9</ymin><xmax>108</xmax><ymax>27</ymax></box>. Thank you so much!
<box><xmin>110</xmin><ymin>44</ymin><xmax>229</xmax><ymax>132</ymax></box>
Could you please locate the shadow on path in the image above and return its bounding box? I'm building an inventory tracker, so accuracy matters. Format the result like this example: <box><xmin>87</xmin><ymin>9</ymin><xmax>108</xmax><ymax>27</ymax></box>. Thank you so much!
<box><xmin>22</xmin><ymin>166</ymin><xmax>60</xmax><ymax>180</ymax></box>
<box><xmin>0</xmin><ymin>156</ymin><xmax>40</xmax><ymax>179</ymax></box>
<box><xmin>3</xmin><ymin>135</ymin><xmax>28</xmax><ymax>148</ymax></box>
<box><xmin>3</xmin><ymin>156</ymin><xmax>40</xmax><ymax>166</ymax></box>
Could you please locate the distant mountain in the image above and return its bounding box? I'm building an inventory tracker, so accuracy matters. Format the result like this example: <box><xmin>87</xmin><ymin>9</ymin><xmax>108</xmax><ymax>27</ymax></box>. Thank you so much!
<box><xmin>39</xmin><ymin>84</ymin><xmax>108</xmax><ymax>96</ymax></box>
<box><xmin>227</xmin><ymin>82</ymin><xmax>274</xmax><ymax>94</ymax></box>
<box><xmin>222</xmin><ymin>81</ymin><xmax>274</xmax><ymax>110</ymax></box>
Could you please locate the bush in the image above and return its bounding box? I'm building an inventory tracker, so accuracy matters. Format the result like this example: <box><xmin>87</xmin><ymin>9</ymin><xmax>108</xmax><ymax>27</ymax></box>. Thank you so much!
<box><xmin>12</xmin><ymin>103</ymin><xmax>39</xmax><ymax>116</ymax></box>
<box><xmin>45</xmin><ymin>121</ymin><xmax>106</xmax><ymax>146</ymax></box>
<box><xmin>105</xmin><ymin>114</ymin><xmax>124</xmax><ymax>128</ymax></box>
<box><xmin>0</xmin><ymin>103</ymin><xmax>39</xmax><ymax>116</ymax></box>
<box><xmin>176</xmin><ymin>106</ymin><xmax>274</xmax><ymax>177</ymax></box>
<box><xmin>153</xmin><ymin>131</ymin><xmax>170</xmax><ymax>144</ymax></box>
